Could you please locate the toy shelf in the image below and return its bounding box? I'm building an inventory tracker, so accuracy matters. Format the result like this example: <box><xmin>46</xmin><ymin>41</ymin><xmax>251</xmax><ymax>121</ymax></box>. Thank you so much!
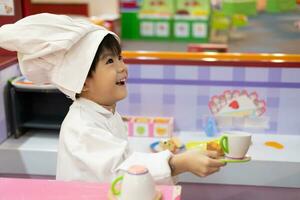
<box><xmin>21</xmin><ymin>118</ymin><xmax>63</xmax><ymax>130</ymax></box>
<box><xmin>8</xmin><ymin>84</ymin><xmax>72</xmax><ymax>138</ymax></box>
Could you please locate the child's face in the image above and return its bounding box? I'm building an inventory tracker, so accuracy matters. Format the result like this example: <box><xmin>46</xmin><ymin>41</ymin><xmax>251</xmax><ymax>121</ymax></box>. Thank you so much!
<box><xmin>82</xmin><ymin>49</ymin><xmax>128</xmax><ymax>107</ymax></box>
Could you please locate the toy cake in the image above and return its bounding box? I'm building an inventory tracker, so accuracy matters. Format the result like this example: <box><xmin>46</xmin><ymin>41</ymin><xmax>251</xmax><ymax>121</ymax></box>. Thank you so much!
<box><xmin>208</xmin><ymin>90</ymin><xmax>266</xmax><ymax>117</ymax></box>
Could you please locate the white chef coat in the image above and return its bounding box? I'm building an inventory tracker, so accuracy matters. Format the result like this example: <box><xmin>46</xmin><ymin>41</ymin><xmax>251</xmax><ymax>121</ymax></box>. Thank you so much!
<box><xmin>56</xmin><ymin>98</ymin><xmax>173</xmax><ymax>184</ymax></box>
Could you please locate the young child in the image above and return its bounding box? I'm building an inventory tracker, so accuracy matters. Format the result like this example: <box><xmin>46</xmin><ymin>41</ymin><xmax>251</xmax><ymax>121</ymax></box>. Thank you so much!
<box><xmin>0</xmin><ymin>13</ymin><xmax>225</xmax><ymax>184</ymax></box>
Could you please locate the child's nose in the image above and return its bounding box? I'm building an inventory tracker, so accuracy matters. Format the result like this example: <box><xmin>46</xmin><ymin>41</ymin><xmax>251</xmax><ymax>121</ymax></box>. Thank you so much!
<box><xmin>117</xmin><ymin>62</ymin><xmax>127</xmax><ymax>73</ymax></box>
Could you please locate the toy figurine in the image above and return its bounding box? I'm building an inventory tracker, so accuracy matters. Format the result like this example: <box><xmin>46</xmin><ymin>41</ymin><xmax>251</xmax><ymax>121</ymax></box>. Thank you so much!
<box><xmin>203</xmin><ymin>117</ymin><xmax>218</xmax><ymax>137</ymax></box>
<box><xmin>159</xmin><ymin>137</ymin><xmax>181</xmax><ymax>153</ymax></box>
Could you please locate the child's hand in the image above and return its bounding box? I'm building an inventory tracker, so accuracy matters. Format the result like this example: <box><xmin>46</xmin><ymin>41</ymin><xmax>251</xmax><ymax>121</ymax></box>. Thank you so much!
<box><xmin>170</xmin><ymin>149</ymin><xmax>226</xmax><ymax>177</ymax></box>
<box><xmin>185</xmin><ymin>149</ymin><xmax>226</xmax><ymax>177</ymax></box>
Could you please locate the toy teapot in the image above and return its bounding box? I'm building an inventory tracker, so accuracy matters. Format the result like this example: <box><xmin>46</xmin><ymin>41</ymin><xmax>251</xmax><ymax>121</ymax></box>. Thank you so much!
<box><xmin>110</xmin><ymin>165</ymin><xmax>162</xmax><ymax>200</ymax></box>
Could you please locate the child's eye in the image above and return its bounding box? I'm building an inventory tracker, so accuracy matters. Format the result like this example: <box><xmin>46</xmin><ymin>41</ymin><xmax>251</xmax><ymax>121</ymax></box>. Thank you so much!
<box><xmin>106</xmin><ymin>58</ymin><xmax>114</xmax><ymax>64</ymax></box>
<box><xmin>119</xmin><ymin>55</ymin><xmax>123</xmax><ymax>60</ymax></box>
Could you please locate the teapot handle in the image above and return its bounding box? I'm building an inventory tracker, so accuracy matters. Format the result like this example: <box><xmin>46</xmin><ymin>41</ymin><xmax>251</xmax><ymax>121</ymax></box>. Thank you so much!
<box><xmin>111</xmin><ymin>176</ymin><xmax>124</xmax><ymax>196</ymax></box>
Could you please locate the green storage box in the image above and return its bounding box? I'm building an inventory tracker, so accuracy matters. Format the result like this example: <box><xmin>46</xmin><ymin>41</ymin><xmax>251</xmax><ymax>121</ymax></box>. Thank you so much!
<box><xmin>173</xmin><ymin>15</ymin><xmax>209</xmax><ymax>42</ymax></box>
<box><xmin>222</xmin><ymin>0</ymin><xmax>257</xmax><ymax>16</ymax></box>
<box><xmin>211</xmin><ymin>10</ymin><xmax>231</xmax><ymax>30</ymax></box>
<box><xmin>121</xmin><ymin>10</ymin><xmax>140</xmax><ymax>40</ymax></box>
<box><xmin>121</xmin><ymin>9</ymin><xmax>139</xmax><ymax>40</ymax></box>
<box><xmin>139</xmin><ymin>15</ymin><xmax>173</xmax><ymax>40</ymax></box>
<box><xmin>138</xmin><ymin>0</ymin><xmax>174</xmax><ymax>40</ymax></box>
<box><xmin>266</xmin><ymin>0</ymin><xmax>297</xmax><ymax>13</ymax></box>
<box><xmin>173</xmin><ymin>0</ymin><xmax>211</xmax><ymax>42</ymax></box>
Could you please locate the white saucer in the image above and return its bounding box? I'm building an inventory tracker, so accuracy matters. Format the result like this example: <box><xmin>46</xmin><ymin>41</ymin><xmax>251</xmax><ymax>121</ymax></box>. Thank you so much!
<box><xmin>219</xmin><ymin>155</ymin><xmax>251</xmax><ymax>163</ymax></box>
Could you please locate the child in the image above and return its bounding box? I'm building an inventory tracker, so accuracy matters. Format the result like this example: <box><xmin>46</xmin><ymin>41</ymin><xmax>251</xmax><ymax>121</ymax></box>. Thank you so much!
<box><xmin>0</xmin><ymin>13</ymin><xmax>225</xmax><ymax>184</ymax></box>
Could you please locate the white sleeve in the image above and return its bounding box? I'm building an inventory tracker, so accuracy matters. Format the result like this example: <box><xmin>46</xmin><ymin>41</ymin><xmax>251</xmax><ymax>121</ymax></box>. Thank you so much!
<box><xmin>61</xmin><ymin>126</ymin><xmax>129</xmax><ymax>182</ymax></box>
<box><xmin>60</xmin><ymin>127</ymin><xmax>174</xmax><ymax>184</ymax></box>
<box><xmin>116</xmin><ymin>150</ymin><xmax>175</xmax><ymax>185</ymax></box>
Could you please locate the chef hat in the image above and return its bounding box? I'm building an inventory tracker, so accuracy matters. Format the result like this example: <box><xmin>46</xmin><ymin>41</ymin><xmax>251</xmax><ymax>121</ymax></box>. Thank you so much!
<box><xmin>0</xmin><ymin>13</ymin><xmax>119</xmax><ymax>100</ymax></box>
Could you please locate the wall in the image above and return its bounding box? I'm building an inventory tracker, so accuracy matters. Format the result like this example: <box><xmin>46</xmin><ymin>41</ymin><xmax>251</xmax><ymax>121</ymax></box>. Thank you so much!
<box><xmin>0</xmin><ymin>0</ymin><xmax>23</xmax><ymax>26</ymax></box>
<box><xmin>0</xmin><ymin>64</ymin><xmax>20</xmax><ymax>143</ymax></box>
<box><xmin>31</xmin><ymin>0</ymin><xmax>119</xmax><ymax>16</ymax></box>
<box><xmin>118</xmin><ymin>63</ymin><xmax>300</xmax><ymax>135</ymax></box>
<box><xmin>0</xmin><ymin>0</ymin><xmax>23</xmax><ymax>56</ymax></box>
<box><xmin>23</xmin><ymin>0</ymin><xmax>88</xmax><ymax>16</ymax></box>
<box><xmin>87</xmin><ymin>0</ymin><xmax>119</xmax><ymax>16</ymax></box>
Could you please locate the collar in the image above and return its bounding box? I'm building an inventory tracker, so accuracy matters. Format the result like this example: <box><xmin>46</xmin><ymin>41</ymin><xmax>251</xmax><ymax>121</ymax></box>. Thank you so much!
<box><xmin>76</xmin><ymin>97</ymin><xmax>114</xmax><ymax>117</ymax></box>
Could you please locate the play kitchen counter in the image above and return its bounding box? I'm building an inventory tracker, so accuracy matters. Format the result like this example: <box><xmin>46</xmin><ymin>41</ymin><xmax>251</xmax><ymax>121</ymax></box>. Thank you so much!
<box><xmin>0</xmin><ymin>177</ymin><xmax>181</xmax><ymax>200</ymax></box>
<box><xmin>130</xmin><ymin>132</ymin><xmax>300</xmax><ymax>188</ymax></box>
<box><xmin>0</xmin><ymin>131</ymin><xmax>299</xmax><ymax>188</ymax></box>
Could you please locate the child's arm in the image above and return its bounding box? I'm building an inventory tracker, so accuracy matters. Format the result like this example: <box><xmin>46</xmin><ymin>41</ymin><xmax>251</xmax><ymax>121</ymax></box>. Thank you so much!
<box><xmin>169</xmin><ymin>149</ymin><xmax>226</xmax><ymax>177</ymax></box>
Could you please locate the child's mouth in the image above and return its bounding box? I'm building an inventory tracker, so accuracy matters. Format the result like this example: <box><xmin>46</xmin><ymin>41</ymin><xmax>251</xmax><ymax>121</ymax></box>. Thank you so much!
<box><xmin>116</xmin><ymin>78</ymin><xmax>126</xmax><ymax>86</ymax></box>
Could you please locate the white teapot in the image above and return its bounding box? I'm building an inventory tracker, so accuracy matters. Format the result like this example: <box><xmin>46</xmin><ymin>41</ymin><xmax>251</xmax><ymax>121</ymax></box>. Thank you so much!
<box><xmin>111</xmin><ymin>165</ymin><xmax>160</xmax><ymax>200</ymax></box>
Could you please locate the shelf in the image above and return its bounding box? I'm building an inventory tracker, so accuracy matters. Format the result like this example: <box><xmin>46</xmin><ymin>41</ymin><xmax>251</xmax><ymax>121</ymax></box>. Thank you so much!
<box><xmin>9</xmin><ymin>85</ymin><xmax>73</xmax><ymax>137</ymax></box>
<box><xmin>14</xmin><ymin>87</ymin><xmax>60</xmax><ymax>93</ymax></box>
<box><xmin>20</xmin><ymin>118</ymin><xmax>63</xmax><ymax>130</ymax></box>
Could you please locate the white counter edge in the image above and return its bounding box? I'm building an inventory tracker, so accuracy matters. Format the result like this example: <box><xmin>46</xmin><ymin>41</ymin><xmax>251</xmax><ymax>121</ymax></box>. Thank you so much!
<box><xmin>0</xmin><ymin>131</ymin><xmax>299</xmax><ymax>188</ymax></box>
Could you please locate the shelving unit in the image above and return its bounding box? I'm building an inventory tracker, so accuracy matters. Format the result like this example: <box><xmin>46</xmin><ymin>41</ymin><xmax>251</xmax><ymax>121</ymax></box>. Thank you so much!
<box><xmin>9</xmin><ymin>86</ymin><xmax>73</xmax><ymax>138</ymax></box>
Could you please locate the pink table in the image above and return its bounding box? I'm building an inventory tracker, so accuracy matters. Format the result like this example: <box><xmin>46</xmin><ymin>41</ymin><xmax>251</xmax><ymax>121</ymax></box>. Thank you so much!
<box><xmin>0</xmin><ymin>178</ymin><xmax>181</xmax><ymax>200</ymax></box>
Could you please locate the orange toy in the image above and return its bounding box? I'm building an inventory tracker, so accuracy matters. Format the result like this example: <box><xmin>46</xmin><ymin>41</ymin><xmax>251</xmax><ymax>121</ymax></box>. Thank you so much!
<box><xmin>264</xmin><ymin>141</ymin><xmax>284</xmax><ymax>149</ymax></box>
<box><xmin>159</xmin><ymin>138</ymin><xmax>181</xmax><ymax>153</ymax></box>
<box><xmin>206</xmin><ymin>140</ymin><xmax>224</xmax><ymax>156</ymax></box>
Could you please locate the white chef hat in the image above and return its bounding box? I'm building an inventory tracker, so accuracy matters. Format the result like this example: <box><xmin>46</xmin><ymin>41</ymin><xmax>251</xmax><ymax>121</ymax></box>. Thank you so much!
<box><xmin>0</xmin><ymin>13</ymin><xmax>119</xmax><ymax>100</ymax></box>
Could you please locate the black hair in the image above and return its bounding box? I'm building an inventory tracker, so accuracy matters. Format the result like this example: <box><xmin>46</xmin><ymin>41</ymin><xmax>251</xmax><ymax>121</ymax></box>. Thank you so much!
<box><xmin>87</xmin><ymin>33</ymin><xmax>121</xmax><ymax>77</ymax></box>
<box><xmin>75</xmin><ymin>34</ymin><xmax>121</xmax><ymax>99</ymax></box>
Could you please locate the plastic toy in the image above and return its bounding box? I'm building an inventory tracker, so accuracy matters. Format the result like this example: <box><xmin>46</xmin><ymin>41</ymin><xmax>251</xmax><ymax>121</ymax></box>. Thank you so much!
<box><xmin>150</xmin><ymin>137</ymin><xmax>185</xmax><ymax>153</ymax></box>
<box><xmin>210</xmin><ymin>9</ymin><xmax>248</xmax><ymax>43</ymax></box>
<box><xmin>208</xmin><ymin>90</ymin><xmax>266</xmax><ymax>117</ymax></box>
<box><xmin>123</xmin><ymin>116</ymin><xmax>174</xmax><ymax>137</ymax></box>
<box><xmin>185</xmin><ymin>138</ymin><xmax>224</xmax><ymax>155</ymax></box>
<box><xmin>11</xmin><ymin>76</ymin><xmax>56</xmax><ymax>90</ymax></box>
<box><xmin>207</xmin><ymin>90</ymin><xmax>269</xmax><ymax>130</ymax></box>
<box><xmin>159</xmin><ymin>137</ymin><xmax>181</xmax><ymax>153</ymax></box>
<box><xmin>203</xmin><ymin>116</ymin><xmax>218</xmax><ymax>137</ymax></box>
